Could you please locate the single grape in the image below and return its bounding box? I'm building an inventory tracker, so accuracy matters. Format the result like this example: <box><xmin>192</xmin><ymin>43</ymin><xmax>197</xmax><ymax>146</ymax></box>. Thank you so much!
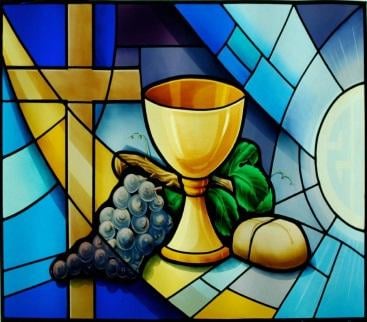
<box><xmin>117</xmin><ymin>260</ymin><xmax>128</xmax><ymax>279</ymax></box>
<box><xmin>131</xmin><ymin>216</ymin><xmax>150</xmax><ymax>234</ymax></box>
<box><xmin>136</xmin><ymin>233</ymin><xmax>154</xmax><ymax>255</ymax></box>
<box><xmin>78</xmin><ymin>241</ymin><xmax>94</xmax><ymax>263</ymax></box>
<box><xmin>166</xmin><ymin>215</ymin><xmax>174</xmax><ymax>232</ymax></box>
<box><xmin>123</xmin><ymin>174</ymin><xmax>146</xmax><ymax>193</ymax></box>
<box><xmin>116</xmin><ymin>228</ymin><xmax>135</xmax><ymax>250</ymax></box>
<box><xmin>99</xmin><ymin>206</ymin><xmax>114</xmax><ymax>223</ymax></box>
<box><xmin>99</xmin><ymin>220</ymin><xmax>116</xmax><ymax>240</ymax></box>
<box><xmin>66</xmin><ymin>253</ymin><xmax>82</xmax><ymax>276</ymax></box>
<box><xmin>150</xmin><ymin>211</ymin><xmax>168</xmax><ymax>229</ymax></box>
<box><xmin>94</xmin><ymin>248</ymin><xmax>108</xmax><ymax>270</ymax></box>
<box><xmin>148</xmin><ymin>226</ymin><xmax>166</xmax><ymax>245</ymax></box>
<box><xmin>108</xmin><ymin>238</ymin><xmax>117</xmax><ymax>248</ymax></box>
<box><xmin>113</xmin><ymin>186</ymin><xmax>130</xmax><ymax>209</ymax></box>
<box><xmin>52</xmin><ymin>260</ymin><xmax>68</xmax><ymax>279</ymax></box>
<box><xmin>131</xmin><ymin>245</ymin><xmax>144</xmax><ymax>262</ymax></box>
<box><xmin>93</xmin><ymin>235</ymin><xmax>104</xmax><ymax>249</ymax></box>
<box><xmin>149</xmin><ymin>195</ymin><xmax>164</xmax><ymax>212</ymax></box>
<box><xmin>116</xmin><ymin>248</ymin><xmax>133</xmax><ymax>263</ymax></box>
<box><xmin>105</xmin><ymin>258</ymin><xmax>119</xmax><ymax>278</ymax></box>
<box><xmin>138</xmin><ymin>181</ymin><xmax>157</xmax><ymax>202</ymax></box>
<box><xmin>128</xmin><ymin>194</ymin><xmax>148</xmax><ymax>217</ymax></box>
<box><xmin>112</xmin><ymin>208</ymin><xmax>131</xmax><ymax>230</ymax></box>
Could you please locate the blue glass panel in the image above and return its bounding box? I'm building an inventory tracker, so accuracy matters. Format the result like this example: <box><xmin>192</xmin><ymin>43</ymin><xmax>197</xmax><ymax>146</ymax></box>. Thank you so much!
<box><xmin>271</xmin><ymin>131</ymin><xmax>303</xmax><ymax>202</ymax></box>
<box><xmin>302</xmin><ymin>225</ymin><xmax>323</xmax><ymax>253</ymax></box>
<box><xmin>3</xmin><ymin>186</ymin><xmax>65</xmax><ymax>269</ymax></box>
<box><xmin>300</xmin><ymin>150</ymin><xmax>317</xmax><ymax>188</ymax></box>
<box><xmin>328</xmin><ymin>219</ymin><xmax>364</xmax><ymax>255</ymax></box>
<box><xmin>2</xmin><ymin>69</ymin><xmax>15</xmax><ymax>100</ymax></box>
<box><xmin>306</xmin><ymin>186</ymin><xmax>335</xmax><ymax>230</ymax></box>
<box><xmin>270</xmin><ymin>9</ymin><xmax>316</xmax><ymax>86</ymax></box>
<box><xmin>275</xmin><ymin>193</ymin><xmax>321</xmax><ymax>230</ymax></box>
<box><xmin>4</xmin><ymin>4</ymin><xmax>65</xmax><ymax>66</ymax></box>
<box><xmin>96</xmin><ymin>103</ymin><xmax>161</xmax><ymax>162</ymax></box>
<box><xmin>276</xmin><ymin>266</ymin><xmax>326</xmax><ymax>318</ymax></box>
<box><xmin>282</xmin><ymin>55</ymin><xmax>341</xmax><ymax>155</ymax></box>
<box><xmin>176</xmin><ymin>4</ymin><xmax>234</xmax><ymax>53</ymax></box>
<box><xmin>3</xmin><ymin>144</ymin><xmax>56</xmax><ymax>218</ymax></box>
<box><xmin>4</xmin><ymin>257</ymin><xmax>55</xmax><ymax>296</ymax></box>
<box><xmin>96</xmin><ymin>279</ymin><xmax>185</xmax><ymax>319</ymax></box>
<box><xmin>225</xmin><ymin>4</ymin><xmax>291</xmax><ymax>57</ymax></box>
<box><xmin>311</xmin><ymin>236</ymin><xmax>340</xmax><ymax>275</ymax></box>
<box><xmin>141</xmin><ymin>47</ymin><xmax>231</xmax><ymax>88</ymax></box>
<box><xmin>94</xmin><ymin>4</ymin><xmax>116</xmax><ymax>67</ymax></box>
<box><xmin>228</xmin><ymin>27</ymin><xmax>260</xmax><ymax>70</ymax></box>
<box><xmin>4</xmin><ymin>281</ymin><xmax>67</xmax><ymax>318</ymax></box>
<box><xmin>115</xmin><ymin>48</ymin><xmax>139</xmax><ymax>67</ymax></box>
<box><xmin>316</xmin><ymin>246</ymin><xmax>364</xmax><ymax>317</ymax></box>
<box><xmin>2</xmin><ymin>102</ymin><xmax>32</xmax><ymax>156</ymax></box>
<box><xmin>297</xmin><ymin>4</ymin><xmax>359</xmax><ymax>48</ymax></box>
<box><xmin>218</xmin><ymin>47</ymin><xmax>250</xmax><ymax>85</ymax></box>
<box><xmin>245</xmin><ymin>58</ymin><xmax>293</xmax><ymax>124</ymax></box>
<box><xmin>94</xmin><ymin>103</ymin><xmax>104</xmax><ymax>126</ymax></box>
<box><xmin>321</xmin><ymin>10</ymin><xmax>364</xmax><ymax>90</ymax></box>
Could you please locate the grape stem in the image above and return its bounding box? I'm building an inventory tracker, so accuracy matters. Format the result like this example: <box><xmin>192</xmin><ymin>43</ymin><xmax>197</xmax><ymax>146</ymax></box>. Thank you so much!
<box><xmin>113</xmin><ymin>152</ymin><xmax>233</xmax><ymax>192</ymax></box>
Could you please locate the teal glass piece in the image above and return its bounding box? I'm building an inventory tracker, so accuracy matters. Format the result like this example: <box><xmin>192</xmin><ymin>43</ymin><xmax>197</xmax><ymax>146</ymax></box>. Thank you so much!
<box><xmin>225</xmin><ymin>4</ymin><xmax>291</xmax><ymax>57</ymax></box>
<box><xmin>271</xmin><ymin>131</ymin><xmax>303</xmax><ymax>202</ymax></box>
<box><xmin>311</xmin><ymin>236</ymin><xmax>340</xmax><ymax>275</ymax></box>
<box><xmin>3</xmin><ymin>144</ymin><xmax>56</xmax><ymax>218</ymax></box>
<box><xmin>228</xmin><ymin>27</ymin><xmax>261</xmax><ymax>70</ymax></box>
<box><xmin>2</xmin><ymin>69</ymin><xmax>15</xmax><ymax>100</ymax></box>
<box><xmin>4</xmin><ymin>257</ymin><xmax>56</xmax><ymax>296</ymax></box>
<box><xmin>245</xmin><ymin>58</ymin><xmax>293</xmax><ymax>123</ymax></box>
<box><xmin>3</xmin><ymin>186</ymin><xmax>65</xmax><ymax>270</ymax></box>
<box><xmin>316</xmin><ymin>246</ymin><xmax>364</xmax><ymax>317</ymax></box>
<box><xmin>276</xmin><ymin>266</ymin><xmax>326</xmax><ymax>318</ymax></box>
<box><xmin>217</xmin><ymin>46</ymin><xmax>250</xmax><ymax>85</ymax></box>
<box><xmin>270</xmin><ymin>9</ymin><xmax>316</xmax><ymax>86</ymax></box>
<box><xmin>302</xmin><ymin>225</ymin><xmax>323</xmax><ymax>253</ymax></box>
<box><xmin>282</xmin><ymin>55</ymin><xmax>341</xmax><ymax>155</ymax></box>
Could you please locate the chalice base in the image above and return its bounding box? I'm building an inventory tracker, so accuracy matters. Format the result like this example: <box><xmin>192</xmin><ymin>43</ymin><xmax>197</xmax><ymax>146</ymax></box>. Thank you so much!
<box><xmin>161</xmin><ymin>193</ymin><xmax>229</xmax><ymax>264</ymax></box>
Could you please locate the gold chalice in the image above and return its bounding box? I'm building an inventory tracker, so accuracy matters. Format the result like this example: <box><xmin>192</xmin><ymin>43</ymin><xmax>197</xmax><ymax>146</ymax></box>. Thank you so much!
<box><xmin>144</xmin><ymin>78</ymin><xmax>245</xmax><ymax>264</ymax></box>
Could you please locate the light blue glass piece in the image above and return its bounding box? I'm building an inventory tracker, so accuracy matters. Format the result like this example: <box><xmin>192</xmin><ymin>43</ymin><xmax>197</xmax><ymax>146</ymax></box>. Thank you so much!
<box><xmin>271</xmin><ymin>131</ymin><xmax>303</xmax><ymax>202</ymax></box>
<box><xmin>4</xmin><ymin>257</ymin><xmax>55</xmax><ymax>296</ymax></box>
<box><xmin>282</xmin><ymin>55</ymin><xmax>341</xmax><ymax>155</ymax></box>
<box><xmin>316</xmin><ymin>246</ymin><xmax>364</xmax><ymax>317</ymax></box>
<box><xmin>225</xmin><ymin>4</ymin><xmax>291</xmax><ymax>57</ymax></box>
<box><xmin>3</xmin><ymin>144</ymin><xmax>56</xmax><ymax>218</ymax></box>
<box><xmin>328</xmin><ymin>219</ymin><xmax>364</xmax><ymax>255</ymax></box>
<box><xmin>276</xmin><ymin>266</ymin><xmax>326</xmax><ymax>318</ymax></box>
<box><xmin>202</xmin><ymin>257</ymin><xmax>249</xmax><ymax>291</ymax></box>
<box><xmin>2</xmin><ymin>69</ymin><xmax>14</xmax><ymax>100</ymax></box>
<box><xmin>306</xmin><ymin>186</ymin><xmax>335</xmax><ymax>230</ymax></box>
<box><xmin>275</xmin><ymin>193</ymin><xmax>321</xmax><ymax>230</ymax></box>
<box><xmin>96</xmin><ymin>103</ymin><xmax>161</xmax><ymax>163</ymax></box>
<box><xmin>3</xmin><ymin>186</ymin><xmax>65</xmax><ymax>269</ymax></box>
<box><xmin>300</xmin><ymin>150</ymin><xmax>317</xmax><ymax>188</ymax></box>
<box><xmin>2</xmin><ymin>102</ymin><xmax>32</xmax><ymax>156</ymax></box>
<box><xmin>245</xmin><ymin>58</ymin><xmax>293</xmax><ymax>123</ymax></box>
<box><xmin>270</xmin><ymin>9</ymin><xmax>316</xmax><ymax>86</ymax></box>
<box><xmin>311</xmin><ymin>236</ymin><xmax>340</xmax><ymax>275</ymax></box>
<box><xmin>321</xmin><ymin>10</ymin><xmax>364</xmax><ymax>90</ymax></box>
<box><xmin>228</xmin><ymin>27</ymin><xmax>260</xmax><ymax>70</ymax></box>
<box><xmin>302</xmin><ymin>225</ymin><xmax>323</xmax><ymax>253</ymax></box>
<box><xmin>218</xmin><ymin>46</ymin><xmax>250</xmax><ymax>85</ymax></box>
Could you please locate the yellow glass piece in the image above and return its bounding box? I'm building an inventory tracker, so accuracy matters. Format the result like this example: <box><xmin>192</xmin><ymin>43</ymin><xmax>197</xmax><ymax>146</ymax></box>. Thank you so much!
<box><xmin>42</xmin><ymin>69</ymin><xmax>110</xmax><ymax>101</ymax></box>
<box><xmin>194</xmin><ymin>290</ymin><xmax>276</xmax><ymax>319</ymax></box>
<box><xmin>143</xmin><ymin>255</ymin><xmax>212</xmax><ymax>298</ymax></box>
<box><xmin>37</xmin><ymin>119</ymin><xmax>66</xmax><ymax>186</ymax></box>
<box><xmin>7</xmin><ymin>70</ymin><xmax>57</xmax><ymax>100</ymax></box>
<box><xmin>69</xmin><ymin>279</ymin><xmax>94</xmax><ymax>319</ymax></box>
<box><xmin>3</xmin><ymin>15</ymin><xmax>33</xmax><ymax>66</ymax></box>
<box><xmin>69</xmin><ymin>103</ymin><xmax>93</xmax><ymax>130</ymax></box>
<box><xmin>108</xmin><ymin>70</ymin><xmax>141</xmax><ymax>100</ymax></box>
<box><xmin>68</xmin><ymin>200</ymin><xmax>92</xmax><ymax>246</ymax></box>
<box><xmin>144</xmin><ymin>78</ymin><xmax>244</xmax><ymax>264</ymax></box>
<box><xmin>20</xmin><ymin>102</ymin><xmax>65</xmax><ymax>138</ymax></box>
<box><xmin>68</xmin><ymin>113</ymin><xmax>93</xmax><ymax>220</ymax></box>
<box><xmin>68</xmin><ymin>5</ymin><xmax>92</xmax><ymax>66</ymax></box>
<box><xmin>94</xmin><ymin>140</ymin><xmax>118</xmax><ymax>210</ymax></box>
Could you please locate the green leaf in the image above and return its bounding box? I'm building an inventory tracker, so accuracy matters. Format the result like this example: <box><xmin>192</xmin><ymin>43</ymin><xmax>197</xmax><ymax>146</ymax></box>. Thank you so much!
<box><xmin>207</xmin><ymin>188</ymin><xmax>239</xmax><ymax>237</ymax></box>
<box><xmin>231</xmin><ymin>165</ymin><xmax>271</xmax><ymax>213</ymax></box>
<box><xmin>163</xmin><ymin>187</ymin><xmax>184</xmax><ymax>216</ymax></box>
<box><xmin>255</xmin><ymin>189</ymin><xmax>273</xmax><ymax>213</ymax></box>
<box><xmin>219</xmin><ymin>141</ymin><xmax>259</xmax><ymax>176</ymax></box>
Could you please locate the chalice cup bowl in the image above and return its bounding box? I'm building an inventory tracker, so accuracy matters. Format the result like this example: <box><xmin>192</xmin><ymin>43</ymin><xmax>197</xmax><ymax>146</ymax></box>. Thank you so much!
<box><xmin>144</xmin><ymin>78</ymin><xmax>245</xmax><ymax>264</ymax></box>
